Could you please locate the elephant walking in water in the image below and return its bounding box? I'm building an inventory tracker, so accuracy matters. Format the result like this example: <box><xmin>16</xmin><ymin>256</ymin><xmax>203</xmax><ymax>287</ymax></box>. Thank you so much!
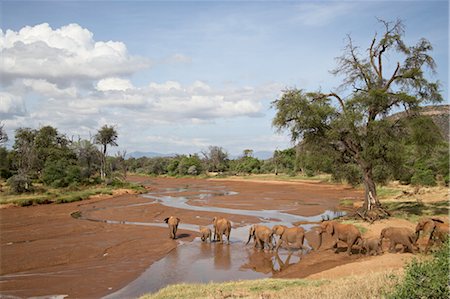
<box><xmin>164</xmin><ymin>216</ymin><xmax>180</xmax><ymax>239</ymax></box>
<box><xmin>246</xmin><ymin>224</ymin><xmax>274</xmax><ymax>250</ymax></box>
<box><xmin>212</xmin><ymin>216</ymin><xmax>232</xmax><ymax>244</ymax></box>
<box><xmin>272</xmin><ymin>225</ymin><xmax>305</xmax><ymax>252</ymax></box>
<box><xmin>199</xmin><ymin>226</ymin><xmax>212</xmax><ymax>242</ymax></box>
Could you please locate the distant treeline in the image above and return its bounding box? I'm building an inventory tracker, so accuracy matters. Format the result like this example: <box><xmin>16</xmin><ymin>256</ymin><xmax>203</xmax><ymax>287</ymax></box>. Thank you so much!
<box><xmin>0</xmin><ymin>117</ymin><xmax>448</xmax><ymax>194</ymax></box>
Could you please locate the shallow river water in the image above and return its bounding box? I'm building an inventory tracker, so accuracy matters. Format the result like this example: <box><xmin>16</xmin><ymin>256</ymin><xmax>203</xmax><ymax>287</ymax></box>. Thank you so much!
<box><xmin>79</xmin><ymin>185</ymin><xmax>344</xmax><ymax>298</ymax></box>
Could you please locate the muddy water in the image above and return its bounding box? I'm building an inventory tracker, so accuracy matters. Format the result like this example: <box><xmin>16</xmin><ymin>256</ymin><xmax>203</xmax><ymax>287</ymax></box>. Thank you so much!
<box><xmin>78</xmin><ymin>185</ymin><xmax>344</xmax><ymax>298</ymax></box>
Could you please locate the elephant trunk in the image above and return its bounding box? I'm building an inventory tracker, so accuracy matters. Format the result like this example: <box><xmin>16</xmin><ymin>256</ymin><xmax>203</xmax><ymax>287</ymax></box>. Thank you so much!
<box><xmin>317</xmin><ymin>231</ymin><xmax>323</xmax><ymax>250</ymax></box>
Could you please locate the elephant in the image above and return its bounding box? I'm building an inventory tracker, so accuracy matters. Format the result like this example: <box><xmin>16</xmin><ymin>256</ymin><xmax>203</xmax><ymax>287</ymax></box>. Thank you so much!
<box><xmin>415</xmin><ymin>218</ymin><xmax>449</xmax><ymax>253</ymax></box>
<box><xmin>380</xmin><ymin>227</ymin><xmax>417</xmax><ymax>253</ymax></box>
<box><xmin>246</xmin><ymin>224</ymin><xmax>274</xmax><ymax>251</ymax></box>
<box><xmin>164</xmin><ymin>216</ymin><xmax>180</xmax><ymax>239</ymax></box>
<box><xmin>212</xmin><ymin>216</ymin><xmax>231</xmax><ymax>244</ymax></box>
<box><xmin>272</xmin><ymin>225</ymin><xmax>305</xmax><ymax>252</ymax></box>
<box><xmin>359</xmin><ymin>237</ymin><xmax>382</xmax><ymax>256</ymax></box>
<box><xmin>199</xmin><ymin>226</ymin><xmax>212</xmax><ymax>242</ymax></box>
<box><xmin>317</xmin><ymin>221</ymin><xmax>362</xmax><ymax>255</ymax></box>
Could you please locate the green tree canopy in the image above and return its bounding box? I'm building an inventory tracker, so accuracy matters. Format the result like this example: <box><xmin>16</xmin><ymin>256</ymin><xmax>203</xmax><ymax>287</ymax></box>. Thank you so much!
<box><xmin>272</xmin><ymin>19</ymin><xmax>443</xmax><ymax>219</ymax></box>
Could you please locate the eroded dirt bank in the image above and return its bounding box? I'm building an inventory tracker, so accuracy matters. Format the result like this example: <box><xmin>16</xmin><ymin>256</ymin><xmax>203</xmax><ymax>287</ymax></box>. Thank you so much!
<box><xmin>1</xmin><ymin>176</ymin><xmax>374</xmax><ymax>298</ymax></box>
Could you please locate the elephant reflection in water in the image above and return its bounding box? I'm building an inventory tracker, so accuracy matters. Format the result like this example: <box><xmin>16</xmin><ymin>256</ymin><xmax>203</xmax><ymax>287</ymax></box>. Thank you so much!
<box><xmin>240</xmin><ymin>250</ymin><xmax>296</xmax><ymax>275</ymax></box>
<box><xmin>214</xmin><ymin>243</ymin><xmax>231</xmax><ymax>270</ymax></box>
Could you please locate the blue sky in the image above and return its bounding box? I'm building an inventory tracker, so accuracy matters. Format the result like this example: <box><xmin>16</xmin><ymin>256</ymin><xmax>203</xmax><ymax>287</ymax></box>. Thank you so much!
<box><xmin>1</xmin><ymin>1</ymin><xmax>448</xmax><ymax>156</ymax></box>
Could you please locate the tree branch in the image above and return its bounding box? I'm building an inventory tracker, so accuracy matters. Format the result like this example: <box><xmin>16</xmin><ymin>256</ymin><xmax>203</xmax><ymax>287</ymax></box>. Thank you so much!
<box><xmin>383</xmin><ymin>62</ymin><xmax>401</xmax><ymax>91</ymax></box>
<box><xmin>369</xmin><ymin>33</ymin><xmax>381</xmax><ymax>79</ymax></box>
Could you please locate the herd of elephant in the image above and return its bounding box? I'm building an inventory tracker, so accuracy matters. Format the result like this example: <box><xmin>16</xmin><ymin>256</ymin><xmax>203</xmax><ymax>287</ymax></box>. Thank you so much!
<box><xmin>163</xmin><ymin>216</ymin><xmax>449</xmax><ymax>255</ymax></box>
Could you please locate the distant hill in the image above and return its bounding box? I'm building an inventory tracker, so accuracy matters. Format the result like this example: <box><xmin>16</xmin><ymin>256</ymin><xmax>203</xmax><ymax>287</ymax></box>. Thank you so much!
<box><xmin>126</xmin><ymin>151</ymin><xmax>176</xmax><ymax>158</ymax></box>
<box><xmin>127</xmin><ymin>150</ymin><xmax>274</xmax><ymax>160</ymax></box>
<box><xmin>388</xmin><ymin>105</ymin><xmax>449</xmax><ymax>142</ymax></box>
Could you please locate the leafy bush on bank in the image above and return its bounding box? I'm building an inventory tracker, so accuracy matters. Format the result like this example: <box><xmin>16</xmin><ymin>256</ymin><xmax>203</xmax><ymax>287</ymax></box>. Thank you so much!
<box><xmin>388</xmin><ymin>238</ymin><xmax>450</xmax><ymax>299</ymax></box>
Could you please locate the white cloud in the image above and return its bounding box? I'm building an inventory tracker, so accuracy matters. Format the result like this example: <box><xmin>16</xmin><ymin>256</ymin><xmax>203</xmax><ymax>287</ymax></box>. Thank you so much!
<box><xmin>22</xmin><ymin>79</ymin><xmax>77</xmax><ymax>98</ymax></box>
<box><xmin>294</xmin><ymin>3</ymin><xmax>354</xmax><ymax>27</ymax></box>
<box><xmin>0</xmin><ymin>92</ymin><xmax>26</xmax><ymax>118</ymax></box>
<box><xmin>96</xmin><ymin>77</ymin><xmax>134</xmax><ymax>91</ymax></box>
<box><xmin>0</xmin><ymin>23</ymin><xmax>150</xmax><ymax>85</ymax></box>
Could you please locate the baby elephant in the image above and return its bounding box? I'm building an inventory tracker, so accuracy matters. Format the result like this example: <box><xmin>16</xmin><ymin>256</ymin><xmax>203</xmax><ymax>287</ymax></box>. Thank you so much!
<box><xmin>164</xmin><ymin>216</ymin><xmax>180</xmax><ymax>239</ymax></box>
<box><xmin>360</xmin><ymin>237</ymin><xmax>382</xmax><ymax>256</ymax></box>
<box><xmin>199</xmin><ymin>226</ymin><xmax>212</xmax><ymax>242</ymax></box>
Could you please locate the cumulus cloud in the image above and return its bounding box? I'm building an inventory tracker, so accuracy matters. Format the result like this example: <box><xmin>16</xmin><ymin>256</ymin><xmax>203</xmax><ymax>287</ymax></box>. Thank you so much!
<box><xmin>0</xmin><ymin>92</ymin><xmax>26</xmax><ymax>118</ymax></box>
<box><xmin>0</xmin><ymin>23</ymin><xmax>150</xmax><ymax>85</ymax></box>
<box><xmin>22</xmin><ymin>79</ymin><xmax>77</xmax><ymax>98</ymax></box>
<box><xmin>96</xmin><ymin>77</ymin><xmax>134</xmax><ymax>91</ymax></box>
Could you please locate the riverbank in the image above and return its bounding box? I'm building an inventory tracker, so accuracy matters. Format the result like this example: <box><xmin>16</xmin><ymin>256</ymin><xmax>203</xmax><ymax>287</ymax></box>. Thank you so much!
<box><xmin>0</xmin><ymin>175</ymin><xmax>447</xmax><ymax>298</ymax></box>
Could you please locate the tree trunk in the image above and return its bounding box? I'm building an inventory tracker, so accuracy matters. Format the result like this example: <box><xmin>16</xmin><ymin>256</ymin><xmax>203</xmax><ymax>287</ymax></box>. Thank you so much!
<box><xmin>101</xmin><ymin>144</ymin><xmax>107</xmax><ymax>181</ymax></box>
<box><xmin>358</xmin><ymin>165</ymin><xmax>391</xmax><ymax>221</ymax></box>
<box><xmin>362</xmin><ymin>167</ymin><xmax>379</xmax><ymax>211</ymax></box>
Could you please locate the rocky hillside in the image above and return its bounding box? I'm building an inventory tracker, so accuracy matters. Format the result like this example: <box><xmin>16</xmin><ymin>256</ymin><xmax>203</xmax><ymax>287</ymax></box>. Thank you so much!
<box><xmin>388</xmin><ymin>105</ymin><xmax>449</xmax><ymax>142</ymax></box>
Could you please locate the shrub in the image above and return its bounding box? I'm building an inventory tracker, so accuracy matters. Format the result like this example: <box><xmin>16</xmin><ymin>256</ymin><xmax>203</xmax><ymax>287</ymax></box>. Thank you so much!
<box><xmin>7</xmin><ymin>174</ymin><xmax>33</xmax><ymax>193</ymax></box>
<box><xmin>388</xmin><ymin>239</ymin><xmax>449</xmax><ymax>299</ymax></box>
<box><xmin>42</xmin><ymin>159</ymin><xmax>82</xmax><ymax>188</ymax></box>
<box><xmin>411</xmin><ymin>160</ymin><xmax>436</xmax><ymax>186</ymax></box>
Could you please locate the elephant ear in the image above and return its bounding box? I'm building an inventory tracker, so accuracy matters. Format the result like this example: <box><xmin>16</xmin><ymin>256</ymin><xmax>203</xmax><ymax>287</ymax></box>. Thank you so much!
<box><xmin>326</xmin><ymin>222</ymin><xmax>334</xmax><ymax>235</ymax></box>
<box><xmin>176</xmin><ymin>217</ymin><xmax>180</xmax><ymax>224</ymax></box>
<box><xmin>164</xmin><ymin>217</ymin><xmax>169</xmax><ymax>223</ymax></box>
<box><xmin>212</xmin><ymin>217</ymin><xmax>217</xmax><ymax>223</ymax></box>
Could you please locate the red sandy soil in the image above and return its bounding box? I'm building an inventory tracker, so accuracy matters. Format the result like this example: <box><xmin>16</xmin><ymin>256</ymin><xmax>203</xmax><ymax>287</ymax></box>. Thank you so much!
<box><xmin>0</xmin><ymin>176</ymin><xmax>415</xmax><ymax>298</ymax></box>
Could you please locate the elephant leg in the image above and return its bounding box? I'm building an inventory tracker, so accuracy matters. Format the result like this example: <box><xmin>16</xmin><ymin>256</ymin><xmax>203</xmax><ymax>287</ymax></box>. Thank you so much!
<box><xmin>405</xmin><ymin>242</ymin><xmax>414</xmax><ymax>253</ymax></box>
<box><xmin>256</xmin><ymin>238</ymin><xmax>263</xmax><ymax>250</ymax></box>
<box><xmin>424</xmin><ymin>240</ymin><xmax>431</xmax><ymax>254</ymax></box>
<box><xmin>275</xmin><ymin>238</ymin><xmax>283</xmax><ymax>251</ymax></box>
<box><xmin>347</xmin><ymin>239</ymin><xmax>356</xmax><ymax>255</ymax></box>
<box><xmin>293</xmin><ymin>238</ymin><xmax>304</xmax><ymax>251</ymax></box>
<box><xmin>226</xmin><ymin>230</ymin><xmax>231</xmax><ymax>244</ymax></box>
<box><xmin>388</xmin><ymin>241</ymin><xmax>396</xmax><ymax>253</ymax></box>
<box><xmin>255</xmin><ymin>238</ymin><xmax>260</xmax><ymax>249</ymax></box>
<box><xmin>330</xmin><ymin>239</ymin><xmax>338</xmax><ymax>253</ymax></box>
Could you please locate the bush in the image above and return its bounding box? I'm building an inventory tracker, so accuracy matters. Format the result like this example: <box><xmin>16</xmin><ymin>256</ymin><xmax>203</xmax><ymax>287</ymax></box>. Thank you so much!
<box><xmin>7</xmin><ymin>174</ymin><xmax>33</xmax><ymax>193</ymax></box>
<box><xmin>388</xmin><ymin>239</ymin><xmax>449</xmax><ymax>299</ymax></box>
<box><xmin>411</xmin><ymin>160</ymin><xmax>436</xmax><ymax>186</ymax></box>
<box><xmin>42</xmin><ymin>159</ymin><xmax>82</xmax><ymax>188</ymax></box>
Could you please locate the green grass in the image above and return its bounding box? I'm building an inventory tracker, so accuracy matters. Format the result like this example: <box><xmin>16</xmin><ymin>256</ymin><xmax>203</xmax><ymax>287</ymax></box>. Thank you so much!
<box><xmin>142</xmin><ymin>270</ymin><xmax>401</xmax><ymax>299</ymax></box>
<box><xmin>383</xmin><ymin>200</ymin><xmax>449</xmax><ymax>222</ymax></box>
<box><xmin>0</xmin><ymin>182</ymin><xmax>144</xmax><ymax>207</ymax></box>
<box><xmin>212</xmin><ymin>173</ymin><xmax>333</xmax><ymax>183</ymax></box>
<box><xmin>142</xmin><ymin>279</ymin><xmax>327</xmax><ymax>299</ymax></box>
<box><xmin>376</xmin><ymin>186</ymin><xmax>403</xmax><ymax>199</ymax></box>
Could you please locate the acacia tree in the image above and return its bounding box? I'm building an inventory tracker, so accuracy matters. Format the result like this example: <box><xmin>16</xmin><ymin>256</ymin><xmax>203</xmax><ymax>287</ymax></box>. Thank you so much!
<box><xmin>201</xmin><ymin>146</ymin><xmax>229</xmax><ymax>172</ymax></box>
<box><xmin>94</xmin><ymin>125</ymin><xmax>118</xmax><ymax>180</ymax></box>
<box><xmin>272</xmin><ymin>19</ymin><xmax>442</xmax><ymax>219</ymax></box>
